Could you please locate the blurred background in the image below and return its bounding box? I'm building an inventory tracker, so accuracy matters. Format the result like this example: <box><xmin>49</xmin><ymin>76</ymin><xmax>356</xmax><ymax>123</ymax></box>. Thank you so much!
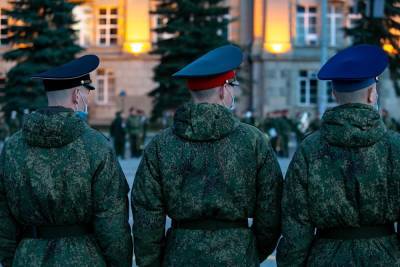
<box><xmin>0</xmin><ymin>1</ymin><xmax>399</xmax><ymax>266</ymax></box>
<box><xmin>0</xmin><ymin>1</ymin><xmax>399</xmax><ymax>137</ymax></box>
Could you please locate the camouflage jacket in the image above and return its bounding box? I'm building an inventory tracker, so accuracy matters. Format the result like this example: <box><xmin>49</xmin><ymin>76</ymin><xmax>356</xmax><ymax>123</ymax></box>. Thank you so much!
<box><xmin>126</xmin><ymin>115</ymin><xmax>142</xmax><ymax>136</ymax></box>
<box><xmin>0</xmin><ymin>107</ymin><xmax>132</xmax><ymax>267</ymax></box>
<box><xmin>132</xmin><ymin>103</ymin><xmax>283</xmax><ymax>267</ymax></box>
<box><xmin>277</xmin><ymin>103</ymin><xmax>400</xmax><ymax>266</ymax></box>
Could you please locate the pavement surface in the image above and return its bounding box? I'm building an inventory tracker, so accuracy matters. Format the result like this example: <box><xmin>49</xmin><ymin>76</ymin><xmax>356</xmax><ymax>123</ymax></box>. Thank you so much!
<box><xmin>120</xmin><ymin>156</ymin><xmax>290</xmax><ymax>267</ymax></box>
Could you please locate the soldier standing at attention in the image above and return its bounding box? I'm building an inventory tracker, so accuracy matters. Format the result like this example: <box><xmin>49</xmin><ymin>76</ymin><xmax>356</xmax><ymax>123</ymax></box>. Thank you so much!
<box><xmin>137</xmin><ymin>109</ymin><xmax>148</xmax><ymax>151</ymax></box>
<box><xmin>0</xmin><ymin>55</ymin><xmax>132</xmax><ymax>267</ymax></box>
<box><xmin>132</xmin><ymin>45</ymin><xmax>283</xmax><ymax>266</ymax></box>
<box><xmin>126</xmin><ymin>107</ymin><xmax>142</xmax><ymax>158</ymax></box>
<box><xmin>110</xmin><ymin>111</ymin><xmax>126</xmax><ymax>159</ymax></box>
<box><xmin>277</xmin><ymin>44</ymin><xmax>400</xmax><ymax>266</ymax></box>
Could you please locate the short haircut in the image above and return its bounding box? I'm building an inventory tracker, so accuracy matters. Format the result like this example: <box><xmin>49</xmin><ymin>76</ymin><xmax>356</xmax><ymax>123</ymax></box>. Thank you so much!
<box><xmin>333</xmin><ymin>85</ymin><xmax>372</xmax><ymax>104</ymax></box>
<box><xmin>46</xmin><ymin>88</ymin><xmax>75</xmax><ymax>102</ymax></box>
<box><xmin>190</xmin><ymin>87</ymin><xmax>220</xmax><ymax>102</ymax></box>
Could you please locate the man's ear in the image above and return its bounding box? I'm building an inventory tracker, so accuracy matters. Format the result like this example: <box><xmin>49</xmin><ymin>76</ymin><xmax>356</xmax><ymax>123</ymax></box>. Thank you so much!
<box><xmin>72</xmin><ymin>89</ymin><xmax>79</xmax><ymax>104</ymax></box>
<box><xmin>367</xmin><ymin>87</ymin><xmax>375</xmax><ymax>104</ymax></box>
<box><xmin>219</xmin><ymin>86</ymin><xmax>225</xmax><ymax>100</ymax></box>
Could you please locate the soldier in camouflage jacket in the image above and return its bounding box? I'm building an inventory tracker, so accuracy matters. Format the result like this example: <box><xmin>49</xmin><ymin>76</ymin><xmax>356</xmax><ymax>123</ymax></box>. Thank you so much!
<box><xmin>0</xmin><ymin>56</ymin><xmax>132</xmax><ymax>267</ymax></box>
<box><xmin>132</xmin><ymin>45</ymin><xmax>283</xmax><ymax>267</ymax></box>
<box><xmin>277</xmin><ymin>45</ymin><xmax>400</xmax><ymax>266</ymax></box>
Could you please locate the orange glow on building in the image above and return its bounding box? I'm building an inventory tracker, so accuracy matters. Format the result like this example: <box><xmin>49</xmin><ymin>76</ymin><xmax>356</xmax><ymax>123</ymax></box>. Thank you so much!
<box><xmin>264</xmin><ymin>0</ymin><xmax>291</xmax><ymax>54</ymax></box>
<box><xmin>125</xmin><ymin>42</ymin><xmax>150</xmax><ymax>54</ymax></box>
<box><xmin>253</xmin><ymin>0</ymin><xmax>264</xmax><ymax>39</ymax></box>
<box><xmin>383</xmin><ymin>43</ymin><xmax>397</xmax><ymax>55</ymax></box>
<box><xmin>123</xmin><ymin>0</ymin><xmax>151</xmax><ymax>54</ymax></box>
<box><xmin>265</xmin><ymin>43</ymin><xmax>291</xmax><ymax>54</ymax></box>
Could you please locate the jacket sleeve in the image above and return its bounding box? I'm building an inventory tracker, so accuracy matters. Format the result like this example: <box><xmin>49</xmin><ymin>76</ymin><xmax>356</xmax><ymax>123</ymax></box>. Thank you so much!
<box><xmin>252</xmin><ymin>135</ymin><xmax>283</xmax><ymax>262</ymax></box>
<box><xmin>276</xmin><ymin>148</ymin><xmax>315</xmax><ymax>267</ymax></box>
<box><xmin>132</xmin><ymin>139</ymin><xmax>166</xmax><ymax>267</ymax></box>
<box><xmin>92</xmin><ymin>148</ymin><xmax>133</xmax><ymax>267</ymax></box>
<box><xmin>0</xmin><ymin>146</ymin><xmax>19</xmax><ymax>267</ymax></box>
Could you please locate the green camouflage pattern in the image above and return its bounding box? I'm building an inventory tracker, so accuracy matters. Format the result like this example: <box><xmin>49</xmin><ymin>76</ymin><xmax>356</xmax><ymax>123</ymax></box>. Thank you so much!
<box><xmin>0</xmin><ymin>107</ymin><xmax>132</xmax><ymax>267</ymax></box>
<box><xmin>132</xmin><ymin>103</ymin><xmax>283</xmax><ymax>266</ymax></box>
<box><xmin>277</xmin><ymin>103</ymin><xmax>400</xmax><ymax>266</ymax></box>
<box><xmin>126</xmin><ymin>115</ymin><xmax>142</xmax><ymax>136</ymax></box>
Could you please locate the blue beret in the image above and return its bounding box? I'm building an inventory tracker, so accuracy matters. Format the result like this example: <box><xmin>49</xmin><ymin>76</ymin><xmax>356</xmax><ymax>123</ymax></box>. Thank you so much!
<box><xmin>32</xmin><ymin>55</ymin><xmax>100</xmax><ymax>91</ymax></box>
<box><xmin>318</xmin><ymin>44</ymin><xmax>388</xmax><ymax>92</ymax></box>
<box><xmin>173</xmin><ymin>45</ymin><xmax>243</xmax><ymax>78</ymax></box>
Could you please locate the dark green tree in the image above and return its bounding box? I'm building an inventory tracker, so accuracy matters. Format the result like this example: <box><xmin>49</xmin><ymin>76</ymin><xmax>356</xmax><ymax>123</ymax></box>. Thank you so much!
<box><xmin>1</xmin><ymin>0</ymin><xmax>82</xmax><ymax>118</ymax></box>
<box><xmin>150</xmin><ymin>0</ymin><xmax>230</xmax><ymax>120</ymax></box>
<box><xmin>345</xmin><ymin>0</ymin><xmax>400</xmax><ymax>95</ymax></box>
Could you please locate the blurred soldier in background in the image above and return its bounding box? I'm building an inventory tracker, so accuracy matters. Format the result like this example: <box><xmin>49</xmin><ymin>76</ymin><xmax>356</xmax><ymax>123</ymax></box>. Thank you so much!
<box><xmin>382</xmin><ymin>108</ymin><xmax>399</xmax><ymax>132</ymax></box>
<box><xmin>110</xmin><ymin>111</ymin><xmax>126</xmax><ymax>159</ymax></box>
<box><xmin>126</xmin><ymin>107</ymin><xmax>142</xmax><ymax>158</ymax></box>
<box><xmin>162</xmin><ymin>109</ymin><xmax>175</xmax><ymax>129</ymax></box>
<box><xmin>306</xmin><ymin>113</ymin><xmax>322</xmax><ymax>135</ymax></box>
<box><xmin>242</xmin><ymin>110</ymin><xmax>255</xmax><ymax>126</ymax></box>
<box><xmin>137</xmin><ymin>109</ymin><xmax>148</xmax><ymax>150</ymax></box>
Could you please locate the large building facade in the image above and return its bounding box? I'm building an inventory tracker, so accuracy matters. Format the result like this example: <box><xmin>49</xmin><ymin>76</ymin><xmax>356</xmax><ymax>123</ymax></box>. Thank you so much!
<box><xmin>247</xmin><ymin>0</ymin><xmax>398</xmax><ymax>119</ymax></box>
<box><xmin>0</xmin><ymin>0</ymin><xmax>398</xmax><ymax>125</ymax></box>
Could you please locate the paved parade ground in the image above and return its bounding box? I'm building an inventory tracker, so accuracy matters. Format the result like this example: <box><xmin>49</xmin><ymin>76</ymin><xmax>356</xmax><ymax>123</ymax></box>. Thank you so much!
<box><xmin>120</xmin><ymin>156</ymin><xmax>290</xmax><ymax>267</ymax></box>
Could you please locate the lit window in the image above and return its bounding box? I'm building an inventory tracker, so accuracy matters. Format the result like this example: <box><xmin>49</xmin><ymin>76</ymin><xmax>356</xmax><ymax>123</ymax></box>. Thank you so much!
<box><xmin>296</xmin><ymin>5</ymin><xmax>318</xmax><ymax>46</ymax></box>
<box><xmin>97</xmin><ymin>8</ymin><xmax>118</xmax><ymax>46</ymax></box>
<box><xmin>0</xmin><ymin>9</ymin><xmax>8</xmax><ymax>46</ymax></box>
<box><xmin>96</xmin><ymin>69</ymin><xmax>116</xmax><ymax>104</ymax></box>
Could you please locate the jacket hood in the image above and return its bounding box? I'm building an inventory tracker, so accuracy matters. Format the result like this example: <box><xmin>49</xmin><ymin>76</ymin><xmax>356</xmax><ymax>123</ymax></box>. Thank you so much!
<box><xmin>173</xmin><ymin>103</ymin><xmax>239</xmax><ymax>141</ymax></box>
<box><xmin>320</xmin><ymin>103</ymin><xmax>386</xmax><ymax>147</ymax></box>
<box><xmin>22</xmin><ymin>107</ymin><xmax>86</xmax><ymax>148</ymax></box>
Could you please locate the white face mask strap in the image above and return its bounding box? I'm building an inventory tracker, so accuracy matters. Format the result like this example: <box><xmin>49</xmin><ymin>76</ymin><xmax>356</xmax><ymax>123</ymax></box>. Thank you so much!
<box><xmin>78</xmin><ymin>89</ymin><xmax>88</xmax><ymax>113</ymax></box>
<box><xmin>225</xmin><ymin>85</ymin><xmax>235</xmax><ymax>110</ymax></box>
<box><xmin>73</xmin><ymin>89</ymin><xmax>79</xmax><ymax>112</ymax></box>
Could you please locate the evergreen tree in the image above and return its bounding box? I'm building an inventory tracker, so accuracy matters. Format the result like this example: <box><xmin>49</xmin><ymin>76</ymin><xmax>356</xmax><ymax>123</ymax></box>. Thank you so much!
<box><xmin>345</xmin><ymin>0</ymin><xmax>400</xmax><ymax>95</ymax></box>
<box><xmin>150</xmin><ymin>0</ymin><xmax>230</xmax><ymax>120</ymax></box>
<box><xmin>1</xmin><ymin>0</ymin><xmax>82</xmax><ymax>118</ymax></box>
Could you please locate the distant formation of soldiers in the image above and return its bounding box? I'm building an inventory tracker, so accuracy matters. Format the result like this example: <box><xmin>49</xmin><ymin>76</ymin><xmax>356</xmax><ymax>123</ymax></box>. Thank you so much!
<box><xmin>105</xmin><ymin>104</ymin><xmax>400</xmax><ymax>161</ymax></box>
<box><xmin>240</xmin><ymin>108</ymin><xmax>400</xmax><ymax>158</ymax></box>
<box><xmin>109</xmin><ymin>107</ymin><xmax>148</xmax><ymax>159</ymax></box>
<box><xmin>0</xmin><ymin>110</ymin><xmax>26</xmax><ymax>151</ymax></box>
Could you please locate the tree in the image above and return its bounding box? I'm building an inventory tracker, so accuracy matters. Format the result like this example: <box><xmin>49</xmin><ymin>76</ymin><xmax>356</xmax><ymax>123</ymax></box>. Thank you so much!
<box><xmin>150</xmin><ymin>0</ymin><xmax>230</xmax><ymax>120</ymax></box>
<box><xmin>1</xmin><ymin>0</ymin><xmax>82</xmax><ymax>118</ymax></box>
<box><xmin>345</xmin><ymin>0</ymin><xmax>400</xmax><ymax>95</ymax></box>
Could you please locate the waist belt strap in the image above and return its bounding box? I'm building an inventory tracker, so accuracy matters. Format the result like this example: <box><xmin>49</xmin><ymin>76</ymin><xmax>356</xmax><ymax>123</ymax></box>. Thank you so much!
<box><xmin>172</xmin><ymin>219</ymin><xmax>248</xmax><ymax>230</ymax></box>
<box><xmin>317</xmin><ymin>224</ymin><xmax>395</xmax><ymax>240</ymax></box>
<box><xmin>22</xmin><ymin>224</ymin><xmax>93</xmax><ymax>239</ymax></box>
